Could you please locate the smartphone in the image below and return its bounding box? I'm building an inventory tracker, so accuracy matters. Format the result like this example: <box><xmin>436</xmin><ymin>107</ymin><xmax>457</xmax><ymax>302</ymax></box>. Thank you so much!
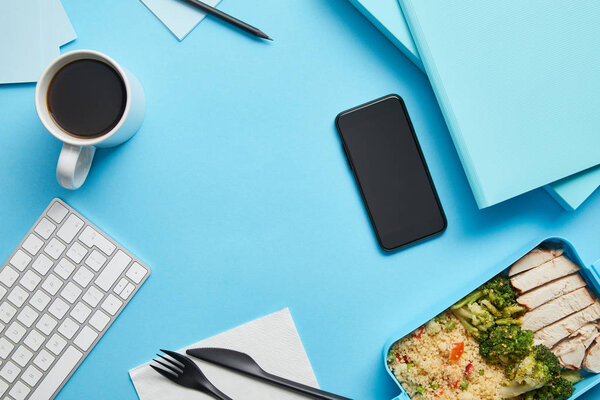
<box><xmin>335</xmin><ymin>94</ymin><xmax>446</xmax><ymax>251</ymax></box>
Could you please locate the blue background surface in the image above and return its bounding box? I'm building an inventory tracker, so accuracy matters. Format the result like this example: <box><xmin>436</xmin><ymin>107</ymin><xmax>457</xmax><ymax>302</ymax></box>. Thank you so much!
<box><xmin>1</xmin><ymin>1</ymin><xmax>600</xmax><ymax>399</ymax></box>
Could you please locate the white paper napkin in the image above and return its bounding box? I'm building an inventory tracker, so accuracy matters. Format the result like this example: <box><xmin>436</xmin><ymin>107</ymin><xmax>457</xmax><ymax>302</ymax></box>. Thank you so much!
<box><xmin>129</xmin><ymin>308</ymin><xmax>320</xmax><ymax>399</ymax></box>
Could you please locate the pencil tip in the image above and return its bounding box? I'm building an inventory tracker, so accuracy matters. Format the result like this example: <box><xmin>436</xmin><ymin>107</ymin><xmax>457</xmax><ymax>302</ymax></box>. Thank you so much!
<box><xmin>258</xmin><ymin>31</ymin><xmax>273</xmax><ymax>41</ymax></box>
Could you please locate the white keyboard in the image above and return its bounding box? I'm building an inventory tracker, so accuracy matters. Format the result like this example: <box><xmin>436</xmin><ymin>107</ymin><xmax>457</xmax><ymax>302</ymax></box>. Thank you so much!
<box><xmin>0</xmin><ymin>199</ymin><xmax>150</xmax><ymax>400</ymax></box>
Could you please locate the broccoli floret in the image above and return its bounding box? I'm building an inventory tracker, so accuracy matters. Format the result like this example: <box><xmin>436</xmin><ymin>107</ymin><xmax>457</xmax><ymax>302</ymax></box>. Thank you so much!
<box><xmin>453</xmin><ymin>303</ymin><xmax>495</xmax><ymax>331</ymax></box>
<box><xmin>452</xmin><ymin>290</ymin><xmax>485</xmax><ymax>310</ymax></box>
<box><xmin>525</xmin><ymin>377</ymin><xmax>575</xmax><ymax>400</ymax></box>
<box><xmin>500</xmin><ymin>345</ymin><xmax>562</xmax><ymax>398</ymax></box>
<box><xmin>452</xmin><ymin>274</ymin><xmax>523</xmax><ymax>340</ymax></box>
<box><xmin>482</xmin><ymin>274</ymin><xmax>517</xmax><ymax>309</ymax></box>
<box><xmin>480</xmin><ymin>325</ymin><xmax>533</xmax><ymax>365</ymax></box>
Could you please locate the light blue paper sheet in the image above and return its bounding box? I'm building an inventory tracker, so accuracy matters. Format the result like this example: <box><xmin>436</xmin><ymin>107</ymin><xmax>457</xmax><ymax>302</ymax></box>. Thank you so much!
<box><xmin>41</xmin><ymin>0</ymin><xmax>77</xmax><ymax>68</ymax></box>
<box><xmin>0</xmin><ymin>0</ymin><xmax>42</xmax><ymax>84</ymax></box>
<box><xmin>0</xmin><ymin>0</ymin><xmax>76</xmax><ymax>84</ymax></box>
<box><xmin>398</xmin><ymin>0</ymin><xmax>600</xmax><ymax>208</ymax></box>
<box><xmin>349</xmin><ymin>0</ymin><xmax>600</xmax><ymax>210</ymax></box>
<box><xmin>139</xmin><ymin>0</ymin><xmax>221</xmax><ymax>40</ymax></box>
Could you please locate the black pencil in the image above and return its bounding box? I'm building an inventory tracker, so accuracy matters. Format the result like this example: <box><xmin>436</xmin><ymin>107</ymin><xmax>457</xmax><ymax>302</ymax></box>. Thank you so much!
<box><xmin>181</xmin><ymin>0</ymin><xmax>272</xmax><ymax>40</ymax></box>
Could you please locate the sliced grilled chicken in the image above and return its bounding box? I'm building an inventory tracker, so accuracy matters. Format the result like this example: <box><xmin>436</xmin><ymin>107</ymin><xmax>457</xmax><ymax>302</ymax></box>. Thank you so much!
<box><xmin>553</xmin><ymin>323</ymin><xmax>599</xmax><ymax>369</ymax></box>
<box><xmin>517</xmin><ymin>274</ymin><xmax>586</xmax><ymax>310</ymax></box>
<box><xmin>521</xmin><ymin>288</ymin><xmax>594</xmax><ymax>332</ymax></box>
<box><xmin>583</xmin><ymin>337</ymin><xmax>600</xmax><ymax>373</ymax></box>
<box><xmin>509</xmin><ymin>246</ymin><xmax>564</xmax><ymax>277</ymax></box>
<box><xmin>510</xmin><ymin>255</ymin><xmax>580</xmax><ymax>293</ymax></box>
<box><xmin>535</xmin><ymin>301</ymin><xmax>600</xmax><ymax>348</ymax></box>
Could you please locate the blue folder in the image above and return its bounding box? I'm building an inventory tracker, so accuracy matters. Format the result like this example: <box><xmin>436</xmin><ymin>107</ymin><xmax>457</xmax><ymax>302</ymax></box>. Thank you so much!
<box><xmin>348</xmin><ymin>0</ymin><xmax>600</xmax><ymax>209</ymax></box>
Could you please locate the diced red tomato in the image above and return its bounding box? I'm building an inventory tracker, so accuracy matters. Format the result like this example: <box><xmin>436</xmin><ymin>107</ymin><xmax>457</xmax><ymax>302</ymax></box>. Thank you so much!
<box><xmin>395</xmin><ymin>353</ymin><xmax>408</xmax><ymax>363</ymax></box>
<box><xmin>465</xmin><ymin>361</ymin><xmax>474</xmax><ymax>375</ymax></box>
<box><xmin>413</xmin><ymin>326</ymin><xmax>425</xmax><ymax>339</ymax></box>
<box><xmin>449</xmin><ymin>342</ymin><xmax>464</xmax><ymax>362</ymax></box>
<box><xmin>452</xmin><ymin>380</ymin><xmax>460</xmax><ymax>389</ymax></box>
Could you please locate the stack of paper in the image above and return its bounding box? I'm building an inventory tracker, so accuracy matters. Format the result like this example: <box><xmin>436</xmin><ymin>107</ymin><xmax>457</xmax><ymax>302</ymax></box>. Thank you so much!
<box><xmin>348</xmin><ymin>0</ymin><xmax>600</xmax><ymax>210</ymax></box>
<box><xmin>0</xmin><ymin>0</ymin><xmax>76</xmax><ymax>84</ymax></box>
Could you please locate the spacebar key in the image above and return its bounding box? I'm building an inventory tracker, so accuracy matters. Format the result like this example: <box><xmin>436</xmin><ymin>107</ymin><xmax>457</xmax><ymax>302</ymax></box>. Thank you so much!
<box><xmin>29</xmin><ymin>346</ymin><xmax>83</xmax><ymax>400</ymax></box>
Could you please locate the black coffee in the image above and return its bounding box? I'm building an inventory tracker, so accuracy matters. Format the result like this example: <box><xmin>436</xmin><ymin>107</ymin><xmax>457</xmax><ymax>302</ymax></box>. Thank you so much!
<box><xmin>47</xmin><ymin>59</ymin><xmax>127</xmax><ymax>139</ymax></box>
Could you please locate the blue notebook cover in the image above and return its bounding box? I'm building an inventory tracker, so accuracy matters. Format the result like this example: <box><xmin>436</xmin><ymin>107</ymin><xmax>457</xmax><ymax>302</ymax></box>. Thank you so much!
<box><xmin>348</xmin><ymin>0</ymin><xmax>600</xmax><ymax>210</ymax></box>
<box><xmin>396</xmin><ymin>0</ymin><xmax>600</xmax><ymax>208</ymax></box>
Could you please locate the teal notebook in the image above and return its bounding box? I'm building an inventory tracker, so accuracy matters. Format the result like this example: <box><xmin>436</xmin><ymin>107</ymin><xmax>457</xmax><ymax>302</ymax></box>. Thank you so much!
<box><xmin>395</xmin><ymin>0</ymin><xmax>600</xmax><ymax>208</ymax></box>
<box><xmin>348</xmin><ymin>0</ymin><xmax>600</xmax><ymax>209</ymax></box>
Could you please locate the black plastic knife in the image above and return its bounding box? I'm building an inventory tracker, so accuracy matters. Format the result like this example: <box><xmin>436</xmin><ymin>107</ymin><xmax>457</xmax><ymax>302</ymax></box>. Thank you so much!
<box><xmin>186</xmin><ymin>347</ymin><xmax>352</xmax><ymax>400</ymax></box>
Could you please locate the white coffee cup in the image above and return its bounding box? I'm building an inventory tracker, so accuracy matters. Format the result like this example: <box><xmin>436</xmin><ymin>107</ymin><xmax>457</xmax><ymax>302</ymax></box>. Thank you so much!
<box><xmin>35</xmin><ymin>50</ymin><xmax>145</xmax><ymax>189</ymax></box>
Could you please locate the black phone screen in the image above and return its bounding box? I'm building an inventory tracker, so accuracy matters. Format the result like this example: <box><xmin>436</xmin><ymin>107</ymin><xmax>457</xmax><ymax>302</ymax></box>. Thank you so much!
<box><xmin>336</xmin><ymin>95</ymin><xmax>446</xmax><ymax>251</ymax></box>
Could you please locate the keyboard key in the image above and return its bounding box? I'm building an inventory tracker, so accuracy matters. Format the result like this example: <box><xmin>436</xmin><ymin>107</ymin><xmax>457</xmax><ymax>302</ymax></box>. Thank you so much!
<box><xmin>0</xmin><ymin>361</ymin><xmax>20</xmax><ymax>383</ymax></box>
<box><xmin>48</xmin><ymin>298</ymin><xmax>69</xmax><ymax>319</ymax></box>
<box><xmin>44</xmin><ymin>238</ymin><xmax>66</xmax><ymax>260</ymax></box>
<box><xmin>54</xmin><ymin>258</ymin><xmax>76</xmax><ymax>280</ymax></box>
<box><xmin>41</xmin><ymin>274</ymin><xmax>63</xmax><ymax>296</ymax></box>
<box><xmin>9</xmin><ymin>380</ymin><xmax>30</xmax><ymax>400</ymax></box>
<box><xmin>16</xmin><ymin>305</ymin><xmax>38</xmax><ymax>328</ymax></box>
<box><xmin>0</xmin><ymin>285</ymin><xmax>6</xmax><ymax>299</ymax></box>
<box><xmin>34</xmin><ymin>217</ymin><xmax>56</xmax><ymax>240</ymax></box>
<box><xmin>0</xmin><ymin>379</ymin><xmax>8</xmax><ymax>396</ymax></box>
<box><xmin>46</xmin><ymin>333</ymin><xmax>67</xmax><ymax>356</ymax></box>
<box><xmin>82</xmin><ymin>286</ymin><xmax>103</xmax><ymax>308</ymax></box>
<box><xmin>30</xmin><ymin>290</ymin><xmax>51</xmax><ymax>312</ymax></box>
<box><xmin>95</xmin><ymin>250</ymin><xmax>131</xmax><ymax>291</ymax></box>
<box><xmin>0</xmin><ymin>266</ymin><xmax>19</xmax><ymax>287</ymax></box>
<box><xmin>70</xmin><ymin>302</ymin><xmax>91</xmax><ymax>324</ymax></box>
<box><xmin>22</xmin><ymin>234</ymin><xmax>44</xmax><ymax>256</ymax></box>
<box><xmin>47</xmin><ymin>202</ymin><xmax>69</xmax><ymax>223</ymax></box>
<box><xmin>7</xmin><ymin>286</ymin><xmax>29</xmax><ymax>308</ymax></box>
<box><xmin>73</xmin><ymin>266</ymin><xmax>94</xmax><ymax>287</ymax></box>
<box><xmin>113</xmin><ymin>277</ymin><xmax>128</xmax><ymax>295</ymax></box>
<box><xmin>85</xmin><ymin>250</ymin><xmax>106</xmax><ymax>272</ymax></box>
<box><xmin>32</xmin><ymin>254</ymin><xmax>53</xmax><ymax>276</ymax></box>
<box><xmin>0</xmin><ymin>302</ymin><xmax>17</xmax><ymax>324</ymax></box>
<box><xmin>24</xmin><ymin>329</ymin><xmax>45</xmax><ymax>352</ymax></box>
<box><xmin>56</xmin><ymin>214</ymin><xmax>84</xmax><ymax>244</ymax></box>
<box><xmin>36</xmin><ymin>314</ymin><xmax>57</xmax><ymax>336</ymax></box>
<box><xmin>0</xmin><ymin>337</ymin><xmax>14</xmax><ymax>358</ymax></box>
<box><xmin>22</xmin><ymin>365</ymin><xmax>43</xmax><ymax>387</ymax></box>
<box><xmin>61</xmin><ymin>282</ymin><xmax>82</xmax><ymax>304</ymax></box>
<box><xmin>6</xmin><ymin>321</ymin><xmax>26</xmax><ymax>343</ymax></box>
<box><xmin>73</xmin><ymin>326</ymin><xmax>98</xmax><ymax>351</ymax></box>
<box><xmin>79</xmin><ymin>226</ymin><xmax>116</xmax><ymax>255</ymax></box>
<box><xmin>101</xmin><ymin>294</ymin><xmax>122</xmax><ymax>316</ymax></box>
<box><xmin>120</xmin><ymin>282</ymin><xmax>136</xmax><ymax>300</ymax></box>
<box><xmin>126</xmin><ymin>262</ymin><xmax>148</xmax><ymax>284</ymax></box>
<box><xmin>9</xmin><ymin>250</ymin><xmax>31</xmax><ymax>271</ymax></box>
<box><xmin>58</xmin><ymin>318</ymin><xmax>79</xmax><ymax>340</ymax></box>
<box><xmin>11</xmin><ymin>345</ymin><xmax>33</xmax><ymax>367</ymax></box>
<box><xmin>19</xmin><ymin>270</ymin><xmax>41</xmax><ymax>292</ymax></box>
<box><xmin>30</xmin><ymin>346</ymin><xmax>82</xmax><ymax>400</ymax></box>
<box><xmin>33</xmin><ymin>349</ymin><xmax>55</xmax><ymax>371</ymax></box>
<box><xmin>89</xmin><ymin>310</ymin><xmax>110</xmax><ymax>331</ymax></box>
<box><xmin>66</xmin><ymin>242</ymin><xmax>88</xmax><ymax>264</ymax></box>
<box><xmin>85</xmin><ymin>250</ymin><xmax>107</xmax><ymax>271</ymax></box>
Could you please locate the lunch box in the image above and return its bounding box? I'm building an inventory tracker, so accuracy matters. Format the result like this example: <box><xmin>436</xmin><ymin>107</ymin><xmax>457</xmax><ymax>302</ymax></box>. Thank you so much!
<box><xmin>383</xmin><ymin>237</ymin><xmax>600</xmax><ymax>400</ymax></box>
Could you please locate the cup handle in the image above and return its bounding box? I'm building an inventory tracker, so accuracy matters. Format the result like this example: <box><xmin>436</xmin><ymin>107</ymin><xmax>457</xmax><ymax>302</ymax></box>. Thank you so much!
<box><xmin>56</xmin><ymin>144</ymin><xmax>96</xmax><ymax>190</ymax></box>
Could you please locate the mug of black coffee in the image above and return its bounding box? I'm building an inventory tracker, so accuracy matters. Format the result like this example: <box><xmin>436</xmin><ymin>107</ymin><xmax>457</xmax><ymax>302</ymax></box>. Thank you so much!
<box><xmin>35</xmin><ymin>50</ymin><xmax>145</xmax><ymax>189</ymax></box>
